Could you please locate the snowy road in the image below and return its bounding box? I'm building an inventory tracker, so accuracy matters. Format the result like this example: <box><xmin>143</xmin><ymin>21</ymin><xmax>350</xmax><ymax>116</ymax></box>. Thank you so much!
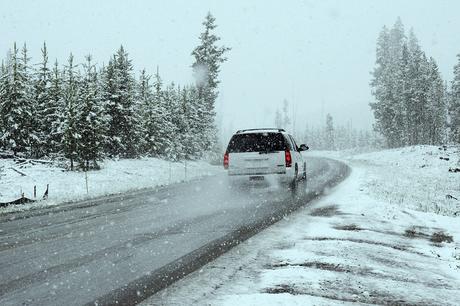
<box><xmin>0</xmin><ymin>157</ymin><xmax>348</xmax><ymax>306</ymax></box>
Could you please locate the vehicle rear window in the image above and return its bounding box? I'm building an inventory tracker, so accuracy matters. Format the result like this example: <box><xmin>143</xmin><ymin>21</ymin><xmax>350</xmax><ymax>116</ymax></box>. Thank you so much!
<box><xmin>226</xmin><ymin>133</ymin><xmax>287</xmax><ymax>153</ymax></box>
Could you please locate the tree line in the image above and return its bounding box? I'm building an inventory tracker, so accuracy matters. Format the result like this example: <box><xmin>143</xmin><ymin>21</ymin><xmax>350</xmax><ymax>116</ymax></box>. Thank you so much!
<box><xmin>301</xmin><ymin>113</ymin><xmax>380</xmax><ymax>151</ymax></box>
<box><xmin>273</xmin><ymin>99</ymin><xmax>377</xmax><ymax>151</ymax></box>
<box><xmin>371</xmin><ymin>18</ymin><xmax>460</xmax><ymax>148</ymax></box>
<box><xmin>0</xmin><ymin>13</ymin><xmax>229</xmax><ymax>170</ymax></box>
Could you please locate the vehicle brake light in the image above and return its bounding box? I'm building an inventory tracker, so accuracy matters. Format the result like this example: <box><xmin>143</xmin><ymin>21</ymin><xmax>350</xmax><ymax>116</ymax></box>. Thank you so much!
<box><xmin>285</xmin><ymin>150</ymin><xmax>292</xmax><ymax>167</ymax></box>
<box><xmin>223</xmin><ymin>152</ymin><xmax>229</xmax><ymax>169</ymax></box>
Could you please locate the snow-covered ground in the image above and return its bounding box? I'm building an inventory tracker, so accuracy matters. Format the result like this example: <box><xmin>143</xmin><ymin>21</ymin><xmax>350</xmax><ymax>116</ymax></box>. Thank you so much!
<box><xmin>144</xmin><ymin>145</ymin><xmax>460</xmax><ymax>305</ymax></box>
<box><xmin>0</xmin><ymin>157</ymin><xmax>221</xmax><ymax>214</ymax></box>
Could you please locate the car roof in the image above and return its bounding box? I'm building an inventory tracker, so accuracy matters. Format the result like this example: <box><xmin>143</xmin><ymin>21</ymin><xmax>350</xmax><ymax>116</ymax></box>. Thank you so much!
<box><xmin>235</xmin><ymin>128</ymin><xmax>287</xmax><ymax>135</ymax></box>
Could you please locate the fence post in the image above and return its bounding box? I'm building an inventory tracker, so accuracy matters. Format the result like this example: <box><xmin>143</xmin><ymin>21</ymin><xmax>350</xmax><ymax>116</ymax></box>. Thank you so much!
<box><xmin>85</xmin><ymin>170</ymin><xmax>89</xmax><ymax>195</ymax></box>
<box><xmin>169</xmin><ymin>161</ymin><xmax>172</xmax><ymax>184</ymax></box>
<box><xmin>184</xmin><ymin>160</ymin><xmax>187</xmax><ymax>181</ymax></box>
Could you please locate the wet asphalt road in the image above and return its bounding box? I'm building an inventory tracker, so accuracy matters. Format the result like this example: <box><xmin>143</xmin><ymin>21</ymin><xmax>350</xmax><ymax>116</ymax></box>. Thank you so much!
<box><xmin>0</xmin><ymin>157</ymin><xmax>348</xmax><ymax>306</ymax></box>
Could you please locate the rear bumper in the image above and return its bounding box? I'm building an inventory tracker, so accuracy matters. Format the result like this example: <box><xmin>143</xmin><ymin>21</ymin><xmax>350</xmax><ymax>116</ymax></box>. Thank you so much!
<box><xmin>227</xmin><ymin>167</ymin><xmax>295</xmax><ymax>184</ymax></box>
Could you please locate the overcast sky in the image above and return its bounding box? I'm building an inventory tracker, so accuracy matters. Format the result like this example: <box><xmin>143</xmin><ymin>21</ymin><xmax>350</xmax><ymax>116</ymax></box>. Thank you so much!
<box><xmin>1</xmin><ymin>0</ymin><xmax>459</xmax><ymax>140</ymax></box>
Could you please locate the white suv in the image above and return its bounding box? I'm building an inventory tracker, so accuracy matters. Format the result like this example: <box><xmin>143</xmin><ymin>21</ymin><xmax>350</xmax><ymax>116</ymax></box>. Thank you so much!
<box><xmin>223</xmin><ymin>128</ymin><xmax>308</xmax><ymax>187</ymax></box>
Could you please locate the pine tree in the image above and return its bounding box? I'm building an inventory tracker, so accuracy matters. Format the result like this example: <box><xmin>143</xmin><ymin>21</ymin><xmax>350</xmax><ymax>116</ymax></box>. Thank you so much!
<box><xmin>191</xmin><ymin>12</ymin><xmax>230</xmax><ymax>153</ymax></box>
<box><xmin>274</xmin><ymin>109</ymin><xmax>283</xmax><ymax>128</ymax></box>
<box><xmin>282</xmin><ymin>99</ymin><xmax>291</xmax><ymax>130</ymax></box>
<box><xmin>21</xmin><ymin>44</ymin><xmax>39</xmax><ymax>156</ymax></box>
<box><xmin>103</xmin><ymin>46</ymin><xmax>140</xmax><ymax>158</ymax></box>
<box><xmin>162</xmin><ymin>82</ymin><xmax>180</xmax><ymax>160</ymax></box>
<box><xmin>407</xmin><ymin>32</ymin><xmax>429</xmax><ymax>145</ymax></box>
<box><xmin>77</xmin><ymin>55</ymin><xmax>105</xmax><ymax>170</ymax></box>
<box><xmin>48</xmin><ymin>60</ymin><xmax>64</xmax><ymax>154</ymax></box>
<box><xmin>451</xmin><ymin>54</ymin><xmax>460</xmax><ymax>144</ymax></box>
<box><xmin>325</xmin><ymin>113</ymin><xmax>335</xmax><ymax>150</ymax></box>
<box><xmin>171</xmin><ymin>85</ymin><xmax>188</xmax><ymax>160</ymax></box>
<box><xmin>0</xmin><ymin>56</ymin><xmax>11</xmax><ymax>151</ymax></box>
<box><xmin>426</xmin><ymin>58</ymin><xmax>446</xmax><ymax>144</ymax></box>
<box><xmin>151</xmin><ymin>68</ymin><xmax>174</xmax><ymax>157</ymax></box>
<box><xmin>34</xmin><ymin>42</ymin><xmax>55</xmax><ymax>156</ymax></box>
<box><xmin>370</xmin><ymin>25</ymin><xmax>401</xmax><ymax>147</ymax></box>
<box><xmin>179</xmin><ymin>85</ymin><xmax>200</xmax><ymax>159</ymax></box>
<box><xmin>137</xmin><ymin>69</ymin><xmax>153</xmax><ymax>155</ymax></box>
<box><xmin>0</xmin><ymin>43</ymin><xmax>36</xmax><ymax>156</ymax></box>
<box><xmin>187</xmin><ymin>85</ymin><xmax>207</xmax><ymax>157</ymax></box>
<box><xmin>60</xmin><ymin>54</ymin><xmax>80</xmax><ymax>170</ymax></box>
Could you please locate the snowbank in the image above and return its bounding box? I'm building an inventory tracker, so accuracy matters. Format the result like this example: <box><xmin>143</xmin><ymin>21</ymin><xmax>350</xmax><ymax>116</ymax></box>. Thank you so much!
<box><xmin>311</xmin><ymin>145</ymin><xmax>460</xmax><ymax>216</ymax></box>
<box><xmin>0</xmin><ymin>157</ymin><xmax>222</xmax><ymax>214</ymax></box>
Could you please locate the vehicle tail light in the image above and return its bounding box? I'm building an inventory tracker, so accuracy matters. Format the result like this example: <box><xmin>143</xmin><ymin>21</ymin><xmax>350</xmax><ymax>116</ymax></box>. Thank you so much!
<box><xmin>285</xmin><ymin>150</ymin><xmax>292</xmax><ymax>167</ymax></box>
<box><xmin>223</xmin><ymin>151</ymin><xmax>229</xmax><ymax>169</ymax></box>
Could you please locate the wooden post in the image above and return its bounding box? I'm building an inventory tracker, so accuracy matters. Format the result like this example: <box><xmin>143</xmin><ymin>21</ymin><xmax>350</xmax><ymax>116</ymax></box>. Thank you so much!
<box><xmin>184</xmin><ymin>160</ymin><xmax>187</xmax><ymax>181</ymax></box>
<box><xmin>85</xmin><ymin>170</ymin><xmax>89</xmax><ymax>195</ymax></box>
<box><xmin>169</xmin><ymin>161</ymin><xmax>172</xmax><ymax>184</ymax></box>
<box><xmin>34</xmin><ymin>185</ymin><xmax>36</xmax><ymax>198</ymax></box>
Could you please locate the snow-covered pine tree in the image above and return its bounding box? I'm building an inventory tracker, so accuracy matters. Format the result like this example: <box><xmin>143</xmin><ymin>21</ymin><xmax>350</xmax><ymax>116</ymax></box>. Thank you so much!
<box><xmin>395</xmin><ymin>42</ymin><xmax>411</xmax><ymax>146</ymax></box>
<box><xmin>187</xmin><ymin>85</ymin><xmax>207</xmax><ymax>157</ymax></box>
<box><xmin>0</xmin><ymin>56</ymin><xmax>11</xmax><ymax>151</ymax></box>
<box><xmin>34</xmin><ymin>42</ymin><xmax>55</xmax><ymax>157</ymax></box>
<box><xmin>162</xmin><ymin>82</ymin><xmax>181</xmax><ymax>160</ymax></box>
<box><xmin>77</xmin><ymin>55</ymin><xmax>105</xmax><ymax>170</ymax></box>
<box><xmin>137</xmin><ymin>69</ymin><xmax>153</xmax><ymax>155</ymax></box>
<box><xmin>170</xmin><ymin>84</ymin><xmax>187</xmax><ymax>160</ymax></box>
<box><xmin>325</xmin><ymin>113</ymin><xmax>334</xmax><ymax>150</ymax></box>
<box><xmin>406</xmin><ymin>31</ymin><xmax>430</xmax><ymax>145</ymax></box>
<box><xmin>282</xmin><ymin>99</ymin><xmax>291</xmax><ymax>130</ymax></box>
<box><xmin>426</xmin><ymin>57</ymin><xmax>446</xmax><ymax>144</ymax></box>
<box><xmin>388</xmin><ymin>19</ymin><xmax>407</xmax><ymax>147</ymax></box>
<box><xmin>48</xmin><ymin>60</ymin><xmax>64</xmax><ymax>154</ymax></box>
<box><xmin>101</xmin><ymin>57</ymin><xmax>116</xmax><ymax>155</ymax></box>
<box><xmin>178</xmin><ymin>85</ymin><xmax>198</xmax><ymax>159</ymax></box>
<box><xmin>370</xmin><ymin>25</ymin><xmax>399</xmax><ymax>147</ymax></box>
<box><xmin>104</xmin><ymin>46</ymin><xmax>140</xmax><ymax>158</ymax></box>
<box><xmin>451</xmin><ymin>54</ymin><xmax>460</xmax><ymax>144</ymax></box>
<box><xmin>191</xmin><ymin>12</ymin><xmax>230</xmax><ymax>153</ymax></box>
<box><xmin>274</xmin><ymin>109</ymin><xmax>283</xmax><ymax>129</ymax></box>
<box><xmin>60</xmin><ymin>54</ymin><xmax>80</xmax><ymax>170</ymax></box>
<box><xmin>0</xmin><ymin>43</ymin><xmax>36</xmax><ymax>156</ymax></box>
<box><xmin>21</xmin><ymin>44</ymin><xmax>39</xmax><ymax>157</ymax></box>
<box><xmin>148</xmin><ymin>68</ymin><xmax>174</xmax><ymax>157</ymax></box>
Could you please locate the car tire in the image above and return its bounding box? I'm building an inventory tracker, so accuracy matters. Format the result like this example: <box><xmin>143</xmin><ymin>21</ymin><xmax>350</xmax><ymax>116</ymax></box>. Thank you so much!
<box><xmin>290</xmin><ymin>165</ymin><xmax>299</xmax><ymax>190</ymax></box>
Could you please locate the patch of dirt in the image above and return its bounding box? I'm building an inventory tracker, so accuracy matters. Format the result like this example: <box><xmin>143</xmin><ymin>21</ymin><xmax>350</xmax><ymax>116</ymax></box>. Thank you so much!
<box><xmin>264</xmin><ymin>284</ymin><xmax>299</xmax><ymax>295</ymax></box>
<box><xmin>404</xmin><ymin>227</ymin><xmax>453</xmax><ymax>244</ymax></box>
<box><xmin>334</xmin><ymin>223</ymin><xmax>362</xmax><ymax>231</ymax></box>
<box><xmin>265</xmin><ymin>260</ymin><xmax>450</xmax><ymax>289</ymax></box>
<box><xmin>404</xmin><ymin>226</ymin><xmax>431</xmax><ymax>239</ymax></box>
<box><xmin>309</xmin><ymin>205</ymin><xmax>342</xmax><ymax>217</ymax></box>
<box><xmin>263</xmin><ymin>282</ymin><xmax>433</xmax><ymax>305</ymax></box>
<box><xmin>268</xmin><ymin>261</ymin><xmax>354</xmax><ymax>273</ymax></box>
<box><xmin>430</xmin><ymin>231</ymin><xmax>453</xmax><ymax>243</ymax></box>
<box><xmin>303</xmin><ymin>236</ymin><xmax>428</xmax><ymax>256</ymax></box>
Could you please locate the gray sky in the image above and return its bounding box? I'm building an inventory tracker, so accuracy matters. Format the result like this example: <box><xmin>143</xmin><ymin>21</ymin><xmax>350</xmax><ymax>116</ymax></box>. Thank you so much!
<box><xmin>1</xmin><ymin>0</ymin><xmax>460</xmax><ymax>140</ymax></box>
